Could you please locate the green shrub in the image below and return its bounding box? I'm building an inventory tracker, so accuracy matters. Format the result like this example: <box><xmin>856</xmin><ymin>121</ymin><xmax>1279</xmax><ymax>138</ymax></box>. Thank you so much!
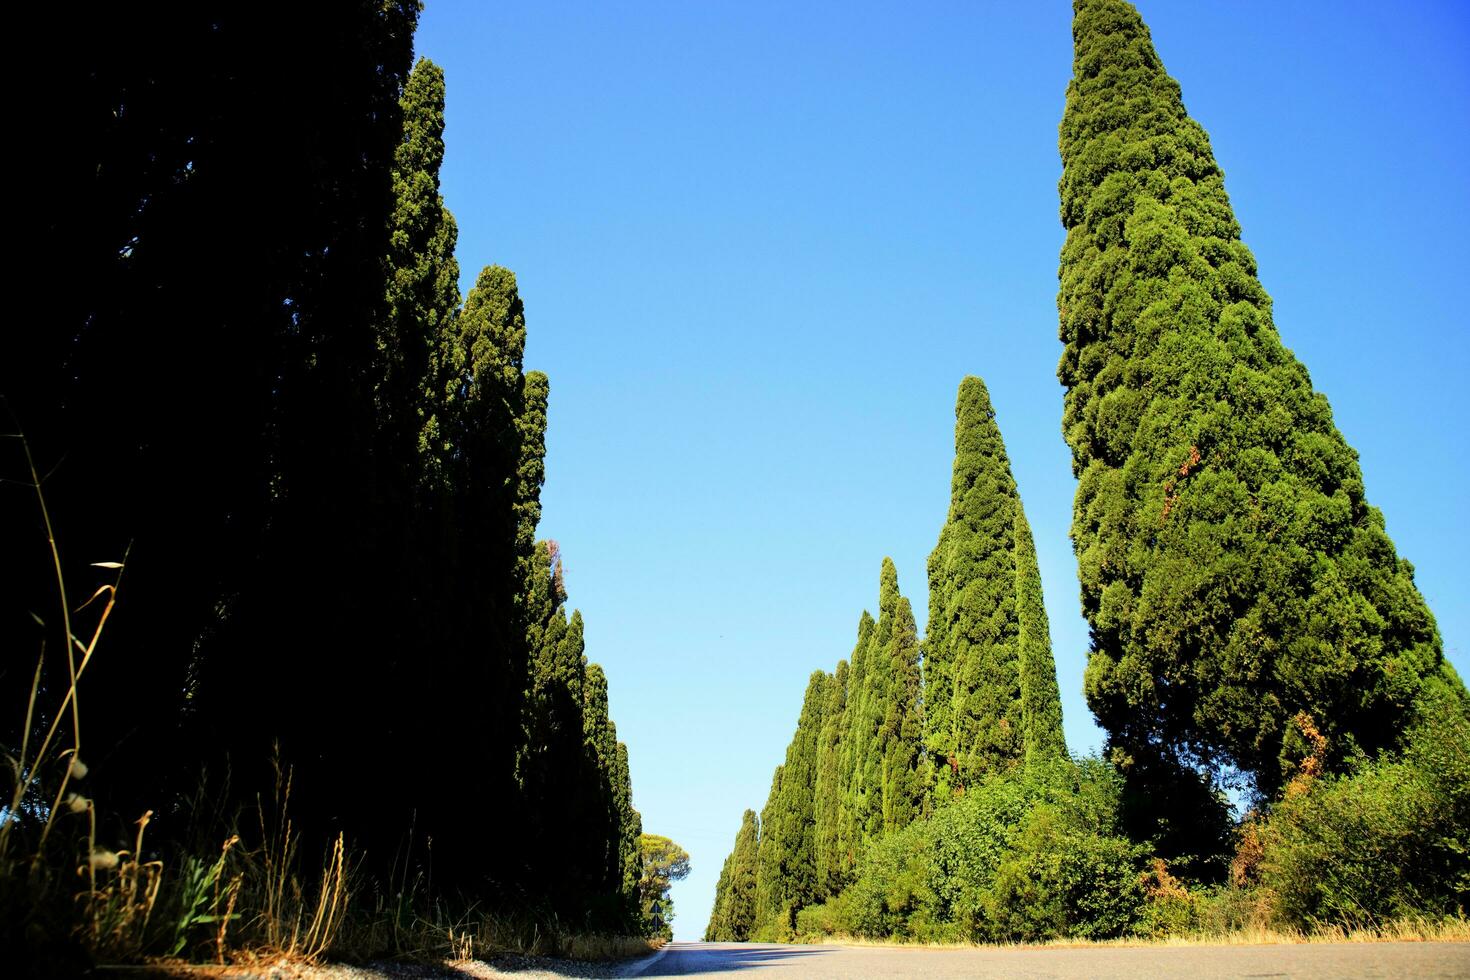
<box><xmin>1260</xmin><ymin>677</ymin><xmax>1470</xmax><ymax>927</ymax></box>
<box><xmin>793</xmin><ymin>896</ymin><xmax>847</xmax><ymax>938</ymax></box>
<box><xmin>803</xmin><ymin>759</ymin><xmax>1146</xmax><ymax>943</ymax></box>
<box><xmin>984</xmin><ymin>804</ymin><xmax>1144</xmax><ymax>942</ymax></box>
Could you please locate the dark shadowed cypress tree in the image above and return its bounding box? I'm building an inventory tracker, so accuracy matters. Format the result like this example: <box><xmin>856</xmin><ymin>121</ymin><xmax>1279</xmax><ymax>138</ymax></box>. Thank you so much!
<box><xmin>925</xmin><ymin>377</ymin><xmax>1064</xmax><ymax>795</ymax></box>
<box><xmin>518</xmin><ymin>542</ymin><xmax>600</xmax><ymax>915</ymax></box>
<box><xmin>1058</xmin><ymin>0</ymin><xmax>1462</xmax><ymax>802</ymax></box>
<box><xmin>705</xmin><ymin>809</ymin><xmax>760</xmax><ymax>941</ymax></box>
<box><xmin>380</xmin><ymin>57</ymin><xmax>460</xmax><ymax>474</ymax></box>
<box><xmin>4</xmin><ymin>0</ymin><xmax>420</xmax><ymax>842</ymax></box>
<box><xmin>515</xmin><ymin>373</ymin><xmax>551</xmax><ymax>583</ymax></box>
<box><xmin>614</xmin><ymin>739</ymin><xmax>644</xmax><ymax>924</ymax></box>
<box><xmin>812</xmin><ymin>659</ymin><xmax>849</xmax><ymax>898</ymax></box>
<box><xmin>3</xmin><ymin>6</ymin><xmax>650</xmax><ymax>938</ymax></box>
<box><xmin>578</xmin><ymin>661</ymin><xmax>643</xmax><ymax>927</ymax></box>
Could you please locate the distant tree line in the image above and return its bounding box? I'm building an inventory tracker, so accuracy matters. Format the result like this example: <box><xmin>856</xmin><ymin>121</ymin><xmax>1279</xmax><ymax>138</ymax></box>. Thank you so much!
<box><xmin>709</xmin><ymin>0</ymin><xmax>1468</xmax><ymax>942</ymax></box>
<box><xmin>3</xmin><ymin>2</ymin><xmax>643</xmax><ymax>934</ymax></box>
<box><xmin>708</xmin><ymin>377</ymin><xmax>1067</xmax><ymax>941</ymax></box>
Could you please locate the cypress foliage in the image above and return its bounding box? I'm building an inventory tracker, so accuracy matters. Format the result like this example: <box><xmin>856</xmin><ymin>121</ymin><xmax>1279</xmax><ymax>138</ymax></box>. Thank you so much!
<box><xmin>753</xmin><ymin>765</ymin><xmax>786</xmax><ymax>934</ymax></box>
<box><xmin>849</xmin><ymin>561</ymin><xmax>901</xmax><ymax>844</ymax></box>
<box><xmin>614</xmin><ymin>739</ymin><xmax>644</xmax><ymax>922</ymax></box>
<box><xmin>5</xmin><ymin>5</ymin><xmax>648</xmax><ymax>941</ymax></box>
<box><xmin>925</xmin><ymin>377</ymin><xmax>1065</xmax><ymax>795</ymax></box>
<box><xmin>577</xmin><ymin>662</ymin><xmax>643</xmax><ymax>927</ymax></box>
<box><xmin>880</xmin><ymin>596</ymin><xmax>925</xmax><ymax>832</ymax></box>
<box><xmin>4</xmin><ymin>0</ymin><xmax>420</xmax><ymax>834</ymax></box>
<box><xmin>836</xmin><ymin>612</ymin><xmax>876</xmax><ymax>879</ymax></box>
<box><xmin>1058</xmin><ymin>0</ymin><xmax>1460</xmax><ymax>798</ymax></box>
<box><xmin>705</xmin><ymin>810</ymin><xmax>760</xmax><ymax>941</ymax></box>
<box><xmin>752</xmin><ymin>672</ymin><xmax>830</xmax><ymax>937</ymax></box>
<box><xmin>515</xmin><ymin>372</ymin><xmax>552</xmax><ymax>581</ymax></box>
<box><xmin>381</xmin><ymin>57</ymin><xmax>460</xmax><ymax>471</ymax></box>
<box><xmin>812</xmin><ymin>659</ymin><xmax>849</xmax><ymax>898</ymax></box>
<box><xmin>1015</xmin><ymin>511</ymin><xmax>1067</xmax><ymax>767</ymax></box>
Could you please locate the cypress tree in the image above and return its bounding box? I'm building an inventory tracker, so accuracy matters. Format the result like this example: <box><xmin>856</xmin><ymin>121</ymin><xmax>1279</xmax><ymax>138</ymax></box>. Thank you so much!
<box><xmin>411</xmin><ymin>263</ymin><xmax>534</xmax><ymax>890</ymax></box>
<box><xmin>1059</xmin><ymin>0</ymin><xmax>1461</xmax><ymax>797</ymax></box>
<box><xmin>752</xmin><ymin>672</ymin><xmax>830</xmax><ymax>936</ymax></box>
<box><xmin>515</xmin><ymin>372</ymin><xmax>551</xmax><ymax>584</ymax></box>
<box><xmin>7</xmin><ymin>0</ymin><xmax>419</xmax><ymax>840</ymax></box>
<box><xmin>380</xmin><ymin>57</ymin><xmax>460</xmax><ymax>470</ymax></box>
<box><xmin>925</xmin><ymin>377</ymin><xmax>1064</xmax><ymax>794</ymax></box>
<box><xmin>837</xmin><ymin>612</ymin><xmax>875</xmax><ymax>877</ymax></box>
<box><xmin>1015</xmin><ymin>511</ymin><xmax>1067</xmax><ymax>767</ymax></box>
<box><xmin>579</xmin><ymin>661</ymin><xmax>643</xmax><ymax>926</ymax></box>
<box><xmin>812</xmin><ymin>659</ymin><xmax>849</xmax><ymax>897</ymax></box>
<box><xmin>850</xmin><ymin>561</ymin><xmax>901</xmax><ymax>842</ymax></box>
<box><xmin>880</xmin><ymin>596</ymin><xmax>925</xmax><ymax>832</ymax></box>
<box><xmin>753</xmin><ymin>765</ymin><xmax>786</xmax><ymax>935</ymax></box>
<box><xmin>580</xmin><ymin>664</ymin><xmax>616</xmax><ymax>899</ymax></box>
<box><xmin>615</xmin><ymin>739</ymin><xmax>644</xmax><ymax>924</ymax></box>
<box><xmin>705</xmin><ymin>809</ymin><xmax>760</xmax><ymax>941</ymax></box>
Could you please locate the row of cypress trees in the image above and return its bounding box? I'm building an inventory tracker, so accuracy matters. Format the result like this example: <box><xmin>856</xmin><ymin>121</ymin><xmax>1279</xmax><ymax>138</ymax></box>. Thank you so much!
<box><xmin>706</xmin><ymin>378</ymin><xmax>1066</xmax><ymax>940</ymax></box>
<box><xmin>4</xmin><ymin>4</ymin><xmax>642</xmax><ymax>931</ymax></box>
<box><xmin>710</xmin><ymin>0</ymin><xmax>1467</xmax><ymax>939</ymax></box>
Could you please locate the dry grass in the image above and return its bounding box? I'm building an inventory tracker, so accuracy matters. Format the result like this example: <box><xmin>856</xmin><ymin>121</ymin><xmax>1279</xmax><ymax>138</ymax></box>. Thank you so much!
<box><xmin>1</xmin><ymin>429</ymin><xmax>658</xmax><ymax>976</ymax></box>
<box><xmin>808</xmin><ymin>914</ymin><xmax>1470</xmax><ymax>951</ymax></box>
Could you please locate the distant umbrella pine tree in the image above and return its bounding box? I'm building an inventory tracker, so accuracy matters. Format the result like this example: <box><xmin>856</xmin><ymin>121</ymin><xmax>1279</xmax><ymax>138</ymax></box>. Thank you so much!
<box><xmin>1057</xmin><ymin>0</ymin><xmax>1467</xmax><ymax>823</ymax></box>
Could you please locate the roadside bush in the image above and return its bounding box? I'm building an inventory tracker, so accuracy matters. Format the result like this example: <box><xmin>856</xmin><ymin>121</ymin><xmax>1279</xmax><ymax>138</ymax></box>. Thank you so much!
<box><xmin>1260</xmin><ymin>675</ymin><xmax>1470</xmax><ymax>927</ymax></box>
<box><xmin>807</xmin><ymin>758</ymin><xmax>1146</xmax><ymax>943</ymax></box>
<box><xmin>793</xmin><ymin>896</ymin><xmax>847</xmax><ymax>939</ymax></box>
<box><xmin>983</xmin><ymin>802</ymin><xmax>1144</xmax><ymax>942</ymax></box>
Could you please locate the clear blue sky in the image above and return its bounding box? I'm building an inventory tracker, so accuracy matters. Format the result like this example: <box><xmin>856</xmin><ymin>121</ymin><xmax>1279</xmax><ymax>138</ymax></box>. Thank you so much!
<box><xmin>415</xmin><ymin>1</ymin><xmax>1470</xmax><ymax>940</ymax></box>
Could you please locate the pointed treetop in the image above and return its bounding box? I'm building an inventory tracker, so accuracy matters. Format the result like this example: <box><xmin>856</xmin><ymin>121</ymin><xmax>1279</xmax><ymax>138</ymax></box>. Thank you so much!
<box><xmin>878</xmin><ymin>557</ymin><xmax>899</xmax><ymax>615</ymax></box>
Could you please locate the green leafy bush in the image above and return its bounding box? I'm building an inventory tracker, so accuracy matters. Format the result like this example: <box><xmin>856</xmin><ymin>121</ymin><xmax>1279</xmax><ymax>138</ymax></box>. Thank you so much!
<box><xmin>985</xmin><ymin>805</ymin><xmax>1143</xmax><ymax>941</ymax></box>
<box><xmin>1260</xmin><ymin>676</ymin><xmax>1470</xmax><ymax>926</ymax></box>
<box><xmin>803</xmin><ymin>759</ymin><xmax>1146</xmax><ymax>942</ymax></box>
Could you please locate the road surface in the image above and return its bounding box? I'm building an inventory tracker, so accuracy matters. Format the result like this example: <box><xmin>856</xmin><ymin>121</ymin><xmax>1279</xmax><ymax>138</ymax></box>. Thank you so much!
<box><xmin>623</xmin><ymin>940</ymin><xmax>1470</xmax><ymax>979</ymax></box>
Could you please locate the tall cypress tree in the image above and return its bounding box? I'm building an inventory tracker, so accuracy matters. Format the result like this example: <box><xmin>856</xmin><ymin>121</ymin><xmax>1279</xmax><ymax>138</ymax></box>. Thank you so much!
<box><xmin>7</xmin><ymin>0</ymin><xmax>420</xmax><ymax>839</ymax></box>
<box><xmin>925</xmin><ymin>377</ymin><xmax>1064</xmax><ymax>794</ymax></box>
<box><xmin>836</xmin><ymin>612</ymin><xmax>875</xmax><ymax>878</ymax></box>
<box><xmin>850</xmin><ymin>561</ymin><xmax>901</xmax><ymax>842</ymax></box>
<box><xmin>577</xmin><ymin>661</ymin><xmax>643</xmax><ymax>926</ymax></box>
<box><xmin>812</xmin><ymin>659</ymin><xmax>849</xmax><ymax>898</ymax></box>
<box><xmin>705</xmin><ymin>809</ymin><xmax>760</xmax><ymax>941</ymax></box>
<box><xmin>752</xmin><ymin>672</ymin><xmax>830</xmax><ymax>936</ymax></box>
<box><xmin>880</xmin><ymin>596</ymin><xmax>924</xmax><ymax>832</ymax></box>
<box><xmin>515</xmin><ymin>372</ymin><xmax>551</xmax><ymax>585</ymax></box>
<box><xmin>380</xmin><ymin>57</ymin><xmax>460</xmax><ymax>472</ymax></box>
<box><xmin>1059</xmin><ymin>0</ymin><xmax>1461</xmax><ymax>798</ymax></box>
<box><xmin>753</xmin><ymin>765</ymin><xmax>785</xmax><ymax>935</ymax></box>
<box><xmin>1015</xmin><ymin>511</ymin><xmax>1067</xmax><ymax>767</ymax></box>
<box><xmin>614</xmin><ymin>739</ymin><xmax>644</xmax><ymax>924</ymax></box>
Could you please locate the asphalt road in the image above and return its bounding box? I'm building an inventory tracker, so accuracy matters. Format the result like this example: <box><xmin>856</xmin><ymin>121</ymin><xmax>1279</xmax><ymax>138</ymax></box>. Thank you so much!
<box><xmin>623</xmin><ymin>940</ymin><xmax>1470</xmax><ymax>979</ymax></box>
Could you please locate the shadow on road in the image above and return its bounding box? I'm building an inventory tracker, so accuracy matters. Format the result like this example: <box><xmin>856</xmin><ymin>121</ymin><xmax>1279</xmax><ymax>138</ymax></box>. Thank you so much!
<box><xmin>638</xmin><ymin>943</ymin><xmax>827</xmax><ymax>976</ymax></box>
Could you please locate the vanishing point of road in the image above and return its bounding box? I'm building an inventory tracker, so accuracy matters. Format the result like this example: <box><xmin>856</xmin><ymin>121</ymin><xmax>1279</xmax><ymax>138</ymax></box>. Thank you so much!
<box><xmin>623</xmin><ymin>940</ymin><xmax>1470</xmax><ymax>979</ymax></box>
